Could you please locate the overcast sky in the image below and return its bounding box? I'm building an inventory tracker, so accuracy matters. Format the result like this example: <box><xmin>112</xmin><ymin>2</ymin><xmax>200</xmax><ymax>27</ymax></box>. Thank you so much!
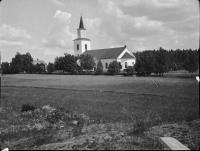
<box><xmin>0</xmin><ymin>0</ymin><xmax>199</xmax><ymax>63</ymax></box>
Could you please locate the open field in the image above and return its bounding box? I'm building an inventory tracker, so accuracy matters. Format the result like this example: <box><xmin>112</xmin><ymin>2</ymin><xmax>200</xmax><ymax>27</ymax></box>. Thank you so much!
<box><xmin>0</xmin><ymin>72</ymin><xmax>199</xmax><ymax>150</ymax></box>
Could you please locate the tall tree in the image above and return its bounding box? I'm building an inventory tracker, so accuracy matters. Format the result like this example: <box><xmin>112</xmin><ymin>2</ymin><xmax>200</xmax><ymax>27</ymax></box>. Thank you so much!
<box><xmin>154</xmin><ymin>47</ymin><xmax>170</xmax><ymax>76</ymax></box>
<box><xmin>183</xmin><ymin>51</ymin><xmax>199</xmax><ymax>74</ymax></box>
<box><xmin>1</xmin><ymin>62</ymin><xmax>10</xmax><ymax>74</ymax></box>
<box><xmin>79</xmin><ymin>54</ymin><xmax>96</xmax><ymax>72</ymax></box>
<box><xmin>95</xmin><ymin>60</ymin><xmax>103</xmax><ymax>74</ymax></box>
<box><xmin>23</xmin><ymin>52</ymin><xmax>33</xmax><ymax>73</ymax></box>
<box><xmin>54</xmin><ymin>54</ymin><xmax>79</xmax><ymax>74</ymax></box>
<box><xmin>9</xmin><ymin>52</ymin><xmax>34</xmax><ymax>74</ymax></box>
<box><xmin>107</xmin><ymin>60</ymin><xmax>122</xmax><ymax>74</ymax></box>
<box><xmin>35</xmin><ymin>63</ymin><xmax>44</xmax><ymax>73</ymax></box>
<box><xmin>47</xmin><ymin>62</ymin><xmax>55</xmax><ymax>73</ymax></box>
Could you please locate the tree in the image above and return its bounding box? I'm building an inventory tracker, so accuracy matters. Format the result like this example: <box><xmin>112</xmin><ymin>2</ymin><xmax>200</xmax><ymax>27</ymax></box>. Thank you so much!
<box><xmin>124</xmin><ymin>66</ymin><xmax>135</xmax><ymax>74</ymax></box>
<box><xmin>107</xmin><ymin>61</ymin><xmax>122</xmax><ymax>74</ymax></box>
<box><xmin>95</xmin><ymin>60</ymin><xmax>103</xmax><ymax>74</ymax></box>
<box><xmin>79</xmin><ymin>54</ymin><xmax>96</xmax><ymax>72</ymax></box>
<box><xmin>154</xmin><ymin>47</ymin><xmax>170</xmax><ymax>76</ymax></box>
<box><xmin>54</xmin><ymin>54</ymin><xmax>80</xmax><ymax>74</ymax></box>
<box><xmin>35</xmin><ymin>63</ymin><xmax>44</xmax><ymax>73</ymax></box>
<box><xmin>183</xmin><ymin>51</ymin><xmax>199</xmax><ymax>75</ymax></box>
<box><xmin>134</xmin><ymin>52</ymin><xmax>145</xmax><ymax>75</ymax></box>
<box><xmin>47</xmin><ymin>62</ymin><xmax>55</xmax><ymax>73</ymax></box>
<box><xmin>9</xmin><ymin>52</ymin><xmax>34</xmax><ymax>74</ymax></box>
<box><xmin>1</xmin><ymin>62</ymin><xmax>10</xmax><ymax>74</ymax></box>
<box><xmin>23</xmin><ymin>52</ymin><xmax>33</xmax><ymax>73</ymax></box>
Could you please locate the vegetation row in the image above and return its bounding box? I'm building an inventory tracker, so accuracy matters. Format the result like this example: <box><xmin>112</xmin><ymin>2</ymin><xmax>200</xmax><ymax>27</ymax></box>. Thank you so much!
<box><xmin>1</xmin><ymin>47</ymin><xmax>199</xmax><ymax>76</ymax></box>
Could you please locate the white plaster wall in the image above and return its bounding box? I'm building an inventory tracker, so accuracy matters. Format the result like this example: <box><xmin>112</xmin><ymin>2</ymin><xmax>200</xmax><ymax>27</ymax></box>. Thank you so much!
<box><xmin>74</xmin><ymin>40</ymin><xmax>91</xmax><ymax>56</ymax></box>
<box><xmin>77</xmin><ymin>30</ymin><xmax>86</xmax><ymax>38</ymax></box>
<box><xmin>100</xmin><ymin>59</ymin><xmax>120</xmax><ymax>71</ymax></box>
<box><xmin>121</xmin><ymin>59</ymin><xmax>136</xmax><ymax>70</ymax></box>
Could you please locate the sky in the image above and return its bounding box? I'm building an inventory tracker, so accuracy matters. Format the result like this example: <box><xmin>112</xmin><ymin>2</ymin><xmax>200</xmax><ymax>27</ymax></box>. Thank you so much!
<box><xmin>0</xmin><ymin>0</ymin><xmax>199</xmax><ymax>63</ymax></box>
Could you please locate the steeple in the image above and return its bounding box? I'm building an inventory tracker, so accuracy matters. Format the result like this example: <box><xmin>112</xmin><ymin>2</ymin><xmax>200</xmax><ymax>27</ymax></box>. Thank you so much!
<box><xmin>78</xmin><ymin>15</ymin><xmax>86</xmax><ymax>30</ymax></box>
<box><xmin>73</xmin><ymin>15</ymin><xmax>91</xmax><ymax>56</ymax></box>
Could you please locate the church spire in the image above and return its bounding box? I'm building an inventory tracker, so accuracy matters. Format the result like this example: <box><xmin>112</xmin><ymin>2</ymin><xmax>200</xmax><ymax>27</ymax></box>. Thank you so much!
<box><xmin>78</xmin><ymin>15</ymin><xmax>86</xmax><ymax>30</ymax></box>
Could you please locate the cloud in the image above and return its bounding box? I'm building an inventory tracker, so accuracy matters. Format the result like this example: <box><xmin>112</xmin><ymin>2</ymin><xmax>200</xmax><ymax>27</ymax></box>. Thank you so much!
<box><xmin>50</xmin><ymin>0</ymin><xmax>65</xmax><ymax>7</ymax></box>
<box><xmin>0</xmin><ymin>24</ymin><xmax>32</xmax><ymax>41</ymax></box>
<box><xmin>0</xmin><ymin>40</ymin><xmax>26</xmax><ymax>47</ymax></box>
<box><xmin>98</xmin><ymin>0</ymin><xmax>164</xmax><ymax>39</ymax></box>
<box><xmin>53</xmin><ymin>10</ymin><xmax>71</xmax><ymax>22</ymax></box>
<box><xmin>84</xmin><ymin>18</ymin><xmax>101</xmax><ymax>29</ymax></box>
<box><xmin>43</xmin><ymin>49</ymin><xmax>61</xmax><ymax>56</ymax></box>
<box><xmin>96</xmin><ymin>0</ymin><xmax>199</xmax><ymax>51</ymax></box>
<box><xmin>43</xmin><ymin>10</ymin><xmax>76</xmax><ymax>49</ymax></box>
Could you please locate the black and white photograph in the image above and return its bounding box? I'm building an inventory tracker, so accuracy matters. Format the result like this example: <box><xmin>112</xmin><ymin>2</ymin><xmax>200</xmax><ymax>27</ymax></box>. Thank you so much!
<box><xmin>0</xmin><ymin>0</ymin><xmax>199</xmax><ymax>150</ymax></box>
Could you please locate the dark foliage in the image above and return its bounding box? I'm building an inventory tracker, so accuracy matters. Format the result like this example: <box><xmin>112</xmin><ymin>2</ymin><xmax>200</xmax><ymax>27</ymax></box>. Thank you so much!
<box><xmin>107</xmin><ymin>61</ymin><xmax>122</xmax><ymax>74</ymax></box>
<box><xmin>47</xmin><ymin>62</ymin><xmax>55</xmax><ymax>73</ymax></box>
<box><xmin>134</xmin><ymin>48</ymin><xmax>199</xmax><ymax>76</ymax></box>
<box><xmin>1</xmin><ymin>62</ymin><xmax>10</xmax><ymax>74</ymax></box>
<box><xmin>95</xmin><ymin>60</ymin><xmax>103</xmax><ymax>75</ymax></box>
<box><xmin>79</xmin><ymin>54</ymin><xmax>96</xmax><ymax>72</ymax></box>
<box><xmin>21</xmin><ymin>104</ymin><xmax>36</xmax><ymax>112</ymax></box>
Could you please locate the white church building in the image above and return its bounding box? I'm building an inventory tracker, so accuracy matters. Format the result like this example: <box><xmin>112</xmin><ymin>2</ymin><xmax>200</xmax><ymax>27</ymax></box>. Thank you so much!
<box><xmin>73</xmin><ymin>16</ymin><xmax>136</xmax><ymax>71</ymax></box>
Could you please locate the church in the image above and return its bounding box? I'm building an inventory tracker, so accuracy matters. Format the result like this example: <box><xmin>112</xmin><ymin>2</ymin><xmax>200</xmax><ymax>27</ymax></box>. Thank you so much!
<box><xmin>73</xmin><ymin>16</ymin><xmax>136</xmax><ymax>72</ymax></box>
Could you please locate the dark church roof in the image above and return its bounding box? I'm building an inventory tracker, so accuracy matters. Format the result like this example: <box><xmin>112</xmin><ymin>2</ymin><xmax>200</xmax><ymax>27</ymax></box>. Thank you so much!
<box><xmin>121</xmin><ymin>52</ymin><xmax>136</xmax><ymax>59</ymax></box>
<box><xmin>83</xmin><ymin>46</ymin><xmax>127</xmax><ymax>60</ymax></box>
<box><xmin>78</xmin><ymin>16</ymin><xmax>86</xmax><ymax>30</ymax></box>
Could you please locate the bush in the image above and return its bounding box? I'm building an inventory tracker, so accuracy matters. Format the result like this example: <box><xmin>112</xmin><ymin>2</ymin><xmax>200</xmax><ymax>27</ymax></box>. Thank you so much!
<box><xmin>21</xmin><ymin>104</ymin><xmax>36</xmax><ymax>112</ymax></box>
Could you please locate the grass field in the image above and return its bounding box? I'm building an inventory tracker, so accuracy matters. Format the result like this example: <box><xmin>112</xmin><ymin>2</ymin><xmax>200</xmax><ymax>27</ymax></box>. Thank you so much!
<box><xmin>0</xmin><ymin>71</ymin><xmax>199</xmax><ymax>150</ymax></box>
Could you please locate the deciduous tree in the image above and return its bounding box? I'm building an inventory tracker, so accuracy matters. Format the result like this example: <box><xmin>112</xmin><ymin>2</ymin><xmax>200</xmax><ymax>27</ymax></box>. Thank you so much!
<box><xmin>107</xmin><ymin>60</ymin><xmax>122</xmax><ymax>74</ymax></box>
<box><xmin>79</xmin><ymin>54</ymin><xmax>96</xmax><ymax>72</ymax></box>
<box><xmin>95</xmin><ymin>60</ymin><xmax>103</xmax><ymax>74</ymax></box>
<box><xmin>47</xmin><ymin>62</ymin><xmax>55</xmax><ymax>73</ymax></box>
<box><xmin>1</xmin><ymin>62</ymin><xmax>10</xmax><ymax>74</ymax></box>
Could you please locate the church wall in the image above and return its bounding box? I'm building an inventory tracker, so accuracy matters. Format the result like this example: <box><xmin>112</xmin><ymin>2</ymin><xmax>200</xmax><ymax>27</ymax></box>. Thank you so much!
<box><xmin>121</xmin><ymin>59</ymin><xmax>136</xmax><ymax>70</ymax></box>
<box><xmin>100</xmin><ymin>59</ymin><xmax>120</xmax><ymax>71</ymax></box>
<box><xmin>74</xmin><ymin>40</ymin><xmax>91</xmax><ymax>56</ymax></box>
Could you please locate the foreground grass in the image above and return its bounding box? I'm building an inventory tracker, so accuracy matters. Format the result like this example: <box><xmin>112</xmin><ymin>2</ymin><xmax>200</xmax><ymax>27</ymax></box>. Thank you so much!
<box><xmin>1</xmin><ymin>73</ymin><xmax>199</xmax><ymax>149</ymax></box>
<box><xmin>0</xmin><ymin>105</ymin><xmax>199</xmax><ymax>150</ymax></box>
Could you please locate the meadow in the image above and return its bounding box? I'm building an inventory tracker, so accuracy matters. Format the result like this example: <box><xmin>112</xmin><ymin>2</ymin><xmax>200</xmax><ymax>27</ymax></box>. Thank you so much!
<box><xmin>0</xmin><ymin>72</ymin><xmax>199</xmax><ymax>150</ymax></box>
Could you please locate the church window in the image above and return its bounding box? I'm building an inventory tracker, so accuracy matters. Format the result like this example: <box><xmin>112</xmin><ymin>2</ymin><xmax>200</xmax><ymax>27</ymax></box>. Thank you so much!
<box><xmin>106</xmin><ymin>63</ymin><xmax>108</xmax><ymax>69</ymax></box>
<box><xmin>85</xmin><ymin>44</ymin><xmax>87</xmax><ymax>50</ymax></box>
<box><xmin>77</xmin><ymin>44</ymin><xmax>79</xmax><ymax>50</ymax></box>
<box><xmin>125</xmin><ymin>62</ymin><xmax>127</xmax><ymax>68</ymax></box>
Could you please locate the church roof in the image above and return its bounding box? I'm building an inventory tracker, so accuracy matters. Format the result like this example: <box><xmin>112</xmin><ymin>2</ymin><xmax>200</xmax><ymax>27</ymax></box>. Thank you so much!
<box><xmin>78</xmin><ymin>16</ymin><xmax>86</xmax><ymax>30</ymax></box>
<box><xmin>83</xmin><ymin>46</ymin><xmax>126</xmax><ymax>60</ymax></box>
<box><xmin>121</xmin><ymin>52</ymin><xmax>136</xmax><ymax>59</ymax></box>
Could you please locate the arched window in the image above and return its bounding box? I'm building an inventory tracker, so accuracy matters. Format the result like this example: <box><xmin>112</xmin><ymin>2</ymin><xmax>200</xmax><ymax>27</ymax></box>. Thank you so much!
<box><xmin>77</xmin><ymin>44</ymin><xmax>79</xmax><ymax>50</ymax></box>
<box><xmin>85</xmin><ymin>44</ymin><xmax>87</xmax><ymax>50</ymax></box>
<box><xmin>106</xmin><ymin>63</ymin><xmax>108</xmax><ymax>69</ymax></box>
<box><xmin>125</xmin><ymin>62</ymin><xmax>127</xmax><ymax>68</ymax></box>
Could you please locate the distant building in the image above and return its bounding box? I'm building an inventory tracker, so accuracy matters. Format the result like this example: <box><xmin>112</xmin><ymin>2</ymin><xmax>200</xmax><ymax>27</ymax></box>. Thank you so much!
<box><xmin>32</xmin><ymin>59</ymin><xmax>47</xmax><ymax>71</ymax></box>
<box><xmin>73</xmin><ymin>16</ymin><xmax>136</xmax><ymax>72</ymax></box>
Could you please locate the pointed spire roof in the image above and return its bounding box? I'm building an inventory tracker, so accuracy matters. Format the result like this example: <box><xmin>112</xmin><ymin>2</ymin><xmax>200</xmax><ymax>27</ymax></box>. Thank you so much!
<box><xmin>78</xmin><ymin>15</ymin><xmax>86</xmax><ymax>30</ymax></box>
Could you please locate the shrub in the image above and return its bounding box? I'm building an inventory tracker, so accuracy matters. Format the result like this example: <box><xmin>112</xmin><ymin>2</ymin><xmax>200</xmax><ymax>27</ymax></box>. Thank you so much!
<box><xmin>21</xmin><ymin>104</ymin><xmax>36</xmax><ymax>112</ymax></box>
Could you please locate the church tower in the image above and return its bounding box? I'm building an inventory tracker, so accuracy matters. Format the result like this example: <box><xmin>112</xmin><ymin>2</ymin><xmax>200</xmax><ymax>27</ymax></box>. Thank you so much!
<box><xmin>73</xmin><ymin>16</ymin><xmax>91</xmax><ymax>56</ymax></box>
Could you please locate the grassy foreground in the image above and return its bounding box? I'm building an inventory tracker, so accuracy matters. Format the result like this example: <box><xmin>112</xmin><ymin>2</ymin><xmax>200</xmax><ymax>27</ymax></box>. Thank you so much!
<box><xmin>0</xmin><ymin>73</ymin><xmax>199</xmax><ymax>150</ymax></box>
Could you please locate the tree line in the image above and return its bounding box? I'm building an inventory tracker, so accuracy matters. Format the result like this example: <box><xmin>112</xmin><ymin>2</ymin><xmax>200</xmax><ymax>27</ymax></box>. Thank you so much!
<box><xmin>1</xmin><ymin>52</ymin><xmax>46</xmax><ymax>74</ymax></box>
<box><xmin>134</xmin><ymin>47</ymin><xmax>199</xmax><ymax>76</ymax></box>
<box><xmin>1</xmin><ymin>47</ymin><xmax>199</xmax><ymax>75</ymax></box>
